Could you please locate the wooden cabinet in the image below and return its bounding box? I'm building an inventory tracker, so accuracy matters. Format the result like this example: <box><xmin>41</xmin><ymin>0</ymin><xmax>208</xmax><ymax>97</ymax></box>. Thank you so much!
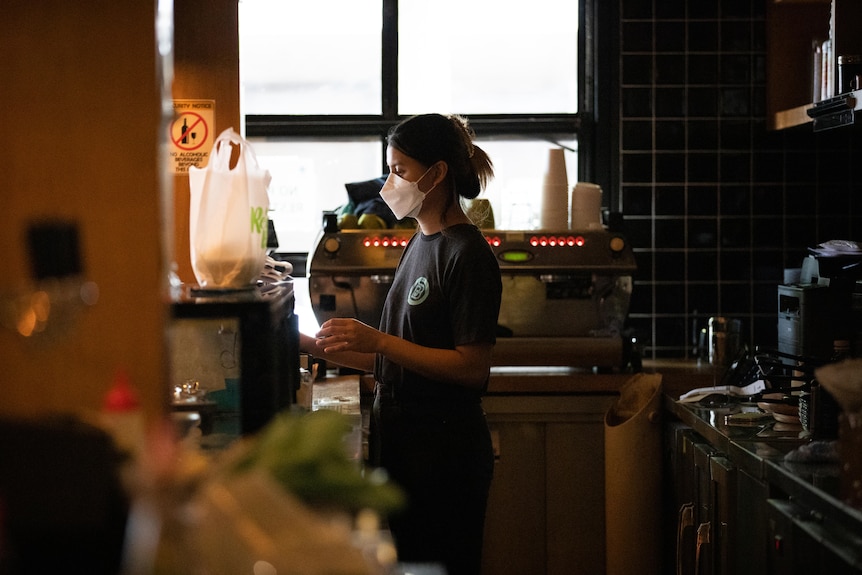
<box><xmin>664</xmin><ymin>417</ymin><xmax>862</xmax><ymax>575</ymax></box>
<box><xmin>665</xmin><ymin>423</ymin><xmax>778</xmax><ymax>575</ymax></box>
<box><xmin>480</xmin><ymin>394</ymin><xmax>615</xmax><ymax>575</ymax></box>
<box><xmin>665</xmin><ymin>423</ymin><xmax>737</xmax><ymax>575</ymax></box>
<box><xmin>767</xmin><ymin>0</ymin><xmax>862</xmax><ymax>130</ymax></box>
<box><xmin>665</xmin><ymin>425</ymin><xmax>774</xmax><ymax>575</ymax></box>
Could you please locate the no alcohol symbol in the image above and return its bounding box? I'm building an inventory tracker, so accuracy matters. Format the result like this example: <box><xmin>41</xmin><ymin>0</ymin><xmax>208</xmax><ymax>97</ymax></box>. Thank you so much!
<box><xmin>172</xmin><ymin>112</ymin><xmax>208</xmax><ymax>151</ymax></box>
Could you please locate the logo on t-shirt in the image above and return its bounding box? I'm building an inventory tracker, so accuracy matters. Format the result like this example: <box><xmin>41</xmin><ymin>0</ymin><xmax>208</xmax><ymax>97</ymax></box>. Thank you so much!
<box><xmin>407</xmin><ymin>277</ymin><xmax>429</xmax><ymax>306</ymax></box>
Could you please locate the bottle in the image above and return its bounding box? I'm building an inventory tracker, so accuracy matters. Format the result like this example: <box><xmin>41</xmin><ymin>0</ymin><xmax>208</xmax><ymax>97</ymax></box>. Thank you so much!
<box><xmin>101</xmin><ymin>368</ymin><xmax>145</xmax><ymax>461</ymax></box>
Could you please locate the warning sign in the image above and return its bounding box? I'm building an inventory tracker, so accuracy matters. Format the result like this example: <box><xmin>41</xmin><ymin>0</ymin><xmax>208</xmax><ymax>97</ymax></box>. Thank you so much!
<box><xmin>170</xmin><ymin>99</ymin><xmax>215</xmax><ymax>174</ymax></box>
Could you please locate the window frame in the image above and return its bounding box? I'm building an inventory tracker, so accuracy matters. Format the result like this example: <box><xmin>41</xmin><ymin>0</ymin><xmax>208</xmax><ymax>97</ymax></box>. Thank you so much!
<box><xmin>243</xmin><ymin>0</ymin><xmax>607</xmax><ymax>187</ymax></box>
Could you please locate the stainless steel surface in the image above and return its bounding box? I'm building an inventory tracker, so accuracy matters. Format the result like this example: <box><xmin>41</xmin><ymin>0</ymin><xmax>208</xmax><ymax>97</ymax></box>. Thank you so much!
<box><xmin>666</xmin><ymin>395</ymin><xmax>862</xmax><ymax>574</ymax></box>
<box><xmin>308</xmin><ymin>225</ymin><xmax>637</xmax><ymax>368</ymax></box>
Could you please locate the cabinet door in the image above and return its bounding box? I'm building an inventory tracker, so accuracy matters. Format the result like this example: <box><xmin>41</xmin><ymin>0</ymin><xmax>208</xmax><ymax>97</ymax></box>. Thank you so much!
<box><xmin>546</xmin><ymin>420</ymin><xmax>606</xmax><ymax>574</ymax></box>
<box><xmin>667</xmin><ymin>427</ymin><xmax>701</xmax><ymax>575</ymax></box>
<box><xmin>767</xmin><ymin>498</ymin><xmax>862</xmax><ymax>575</ymax></box>
<box><xmin>670</xmin><ymin>428</ymin><xmax>723</xmax><ymax>575</ymax></box>
<box><xmin>482</xmin><ymin>421</ymin><xmax>546</xmax><ymax>575</ymax></box>
<box><xmin>709</xmin><ymin>455</ymin><xmax>736</xmax><ymax>575</ymax></box>
<box><xmin>663</xmin><ymin>422</ymin><xmax>696</xmax><ymax>573</ymax></box>
<box><xmin>692</xmin><ymin>438</ymin><xmax>719</xmax><ymax>575</ymax></box>
<box><xmin>733</xmin><ymin>468</ymin><xmax>769</xmax><ymax>575</ymax></box>
<box><xmin>481</xmin><ymin>395</ymin><xmax>614</xmax><ymax>575</ymax></box>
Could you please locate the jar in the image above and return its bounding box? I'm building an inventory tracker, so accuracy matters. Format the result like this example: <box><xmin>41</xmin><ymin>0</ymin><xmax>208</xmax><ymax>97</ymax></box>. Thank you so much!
<box><xmin>838</xmin><ymin>55</ymin><xmax>862</xmax><ymax>93</ymax></box>
<box><xmin>708</xmin><ymin>317</ymin><xmax>741</xmax><ymax>368</ymax></box>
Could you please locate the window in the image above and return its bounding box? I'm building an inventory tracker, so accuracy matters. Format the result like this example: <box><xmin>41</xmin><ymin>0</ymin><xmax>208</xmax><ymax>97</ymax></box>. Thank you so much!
<box><xmin>240</xmin><ymin>0</ymin><xmax>587</xmax><ymax>253</ymax></box>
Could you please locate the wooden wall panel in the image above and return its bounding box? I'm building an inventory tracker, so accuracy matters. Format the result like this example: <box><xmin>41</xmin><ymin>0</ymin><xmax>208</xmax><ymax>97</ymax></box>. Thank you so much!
<box><xmin>0</xmin><ymin>2</ymin><xmax>166</xmax><ymax>420</ymax></box>
<box><xmin>172</xmin><ymin>0</ymin><xmax>241</xmax><ymax>285</ymax></box>
<box><xmin>0</xmin><ymin>0</ymin><xmax>241</xmax><ymax>422</ymax></box>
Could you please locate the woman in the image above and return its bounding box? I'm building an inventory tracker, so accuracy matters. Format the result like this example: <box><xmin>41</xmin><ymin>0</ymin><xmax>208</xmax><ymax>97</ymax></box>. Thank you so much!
<box><xmin>300</xmin><ymin>113</ymin><xmax>501</xmax><ymax>575</ymax></box>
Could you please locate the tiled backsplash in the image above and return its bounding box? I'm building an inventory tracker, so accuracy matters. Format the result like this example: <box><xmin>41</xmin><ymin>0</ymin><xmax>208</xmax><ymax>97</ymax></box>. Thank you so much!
<box><xmin>618</xmin><ymin>0</ymin><xmax>862</xmax><ymax>359</ymax></box>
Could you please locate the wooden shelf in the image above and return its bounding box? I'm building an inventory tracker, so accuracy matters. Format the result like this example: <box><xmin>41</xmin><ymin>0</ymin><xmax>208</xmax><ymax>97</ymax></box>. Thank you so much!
<box><xmin>767</xmin><ymin>0</ymin><xmax>862</xmax><ymax>131</ymax></box>
<box><xmin>770</xmin><ymin>103</ymin><xmax>814</xmax><ymax>130</ymax></box>
<box><xmin>766</xmin><ymin>1</ymin><xmax>831</xmax><ymax>129</ymax></box>
<box><xmin>771</xmin><ymin>90</ymin><xmax>861</xmax><ymax>131</ymax></box>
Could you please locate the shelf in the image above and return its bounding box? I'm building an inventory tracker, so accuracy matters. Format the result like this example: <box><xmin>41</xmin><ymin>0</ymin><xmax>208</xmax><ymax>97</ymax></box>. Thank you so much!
<box><xmin>767</xmin><ymin>0</ymin><xmax>862</xmax><ymax>131</ymax></box>
<box><xmin>770</xmin><ymin>104</ymin><xmax>815</xmax><ymax>130</ymax></box>
<box><xmin>771</xmin><ymin>90</ymin><xmax>861</xmax><ymax>131</ymax></box>
<box><xmin>766</xmin><ymin>1</ymin><xmax>831</xmax><ymax>128</ymax></box>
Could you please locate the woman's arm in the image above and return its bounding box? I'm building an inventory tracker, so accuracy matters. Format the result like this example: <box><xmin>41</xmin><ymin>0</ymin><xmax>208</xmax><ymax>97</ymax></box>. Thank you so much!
<box><xmin>299</xmin><ymin>331</ymin><xmax>375</xmax><ymax>373</ymax></box>
<box><xmin>314</xmin><ymin>318</ymin><xmax>492</xmax><ymax>389</ymax></box>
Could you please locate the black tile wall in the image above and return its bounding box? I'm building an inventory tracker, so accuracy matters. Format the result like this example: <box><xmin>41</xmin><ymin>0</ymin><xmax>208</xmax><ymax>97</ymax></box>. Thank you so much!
<box><xmin>617</xmin><ymin>0</ymin><xmax>862</xmax><ymax>359</ymax></box>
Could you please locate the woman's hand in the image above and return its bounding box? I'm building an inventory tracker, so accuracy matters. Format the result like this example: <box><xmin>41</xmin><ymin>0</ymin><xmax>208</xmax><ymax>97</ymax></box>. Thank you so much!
<box><xmin>313</xmin><ymin>318</ymin><xmax>493</xmax><ymax>389</ymax></box>
<box><xmin>315</xmin><ymin>318</ymin><xmax>384</xmax><ymax>355</ymax></box>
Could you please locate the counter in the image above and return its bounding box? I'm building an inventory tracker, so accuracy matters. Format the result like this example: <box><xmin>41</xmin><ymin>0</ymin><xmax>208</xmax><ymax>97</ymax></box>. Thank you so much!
<box><xmin>665</xmin><ymin>395</ymin><xmax>862</xmax><ymax>533</ymax></box>
<box><xmin>485</xmin><ymin>359</ymin><xmax>716</xmax><ymax>395</ymax></box>
<box><xmin>353</xmin><ymin>365</ymin><xmax>634</xmax><ymax>575</ymax></box>
<box><xmin>664</xmin><ymin>393</ymin><xmax>862</xmax><ymax>573</ymax></box>
<box><xmin>325</xmin><ymin>361</ymin><xmax>733</xmax><ymax>575</ymax></box>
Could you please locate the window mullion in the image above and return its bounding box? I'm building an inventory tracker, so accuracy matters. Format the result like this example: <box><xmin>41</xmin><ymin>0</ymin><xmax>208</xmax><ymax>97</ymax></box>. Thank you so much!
<box><xmin>381</xmin><ymin>0</ymin><xmax>398</xmax><ymax>121</ymax></box>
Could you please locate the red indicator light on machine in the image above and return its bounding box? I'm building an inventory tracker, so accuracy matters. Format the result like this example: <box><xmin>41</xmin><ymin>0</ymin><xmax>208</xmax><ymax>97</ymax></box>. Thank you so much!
<box><xmin>485</xmin><ymin>235</ymin><xmax>502</xmax><ymax>247</ymax></box>
<box><xmin>363</xmin><ymin>235</ymin><xmax>411</xmax><ymax>248</ymax></box>
<box><xmin>530</xmin><ymin>235</ymin><xmax>582</xmax><ymax>247</ymax></box>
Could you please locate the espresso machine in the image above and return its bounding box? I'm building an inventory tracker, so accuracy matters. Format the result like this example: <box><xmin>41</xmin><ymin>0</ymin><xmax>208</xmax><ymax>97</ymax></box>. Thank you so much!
<box><xmin>307</xmin><ymin>213</ymin><xmax>637</xmax><ymax>370</ymax></box>
<box><xmin>779</xmin><ymin>244</ymin><xmax>862</xmax><ymax>361</ymax></box>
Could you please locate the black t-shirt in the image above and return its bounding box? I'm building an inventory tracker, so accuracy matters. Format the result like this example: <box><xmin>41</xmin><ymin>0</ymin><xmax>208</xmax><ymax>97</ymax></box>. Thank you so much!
<box><xmin>374</xmin><ymin>223</ymin><xmax>502</xmax><ymax>404</ymax></box>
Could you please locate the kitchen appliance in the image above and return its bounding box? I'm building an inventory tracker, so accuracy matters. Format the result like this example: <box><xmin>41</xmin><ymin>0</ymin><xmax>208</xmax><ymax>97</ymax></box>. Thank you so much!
<box><xmin>169</xmin><ymin>279</ymin><xmax>300</xmax><ymax>438</ymax></box>
<box><xmin>779</xmin><ymin>244</ymin><xmax>862</xmax><ymax>362</ymax></box>
<box><xmin>777</xmin><ymin>283</ymin><xmax>832</xmax><ymax>360</ymax></box>
<box><xmin>308</xmin><ymin>213</ymin><xmax>637</xmax><ymax>369</ymax></box>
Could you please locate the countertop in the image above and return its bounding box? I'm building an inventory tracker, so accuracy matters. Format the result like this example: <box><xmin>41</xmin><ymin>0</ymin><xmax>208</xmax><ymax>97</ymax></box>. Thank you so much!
<box><xmin>314</xmin><ymin>364</ymin><xmax>862</xmax><ymax>568</ymax></box>
<box><xmin>484</xmin><ymin>359</ymin><xmax>717</xmax><ymax>395</ymax></box>
<box><xmin>307</xmin><ymin>375</ymin><xmax>366</xmax><ymax>463</ymax></box>
<box><xmin>665</xmin><ymin>395</ymin><xmax>862</xmax><ymax>539</ymax></box>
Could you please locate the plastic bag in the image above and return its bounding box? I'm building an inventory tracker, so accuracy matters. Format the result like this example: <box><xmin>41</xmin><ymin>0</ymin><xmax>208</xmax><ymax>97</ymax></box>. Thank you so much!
<box><xmin>189</xmin><ymin>127</ymin><xmax>271</xmax><ymax>289</ymax></box>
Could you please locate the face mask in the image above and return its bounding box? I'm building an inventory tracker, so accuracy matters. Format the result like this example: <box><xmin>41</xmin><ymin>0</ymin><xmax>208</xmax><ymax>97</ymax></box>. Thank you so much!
<box><xmin>379</xmin><ymin>166</ymin><xmax>435</xmax><ymax>220</ymax></box>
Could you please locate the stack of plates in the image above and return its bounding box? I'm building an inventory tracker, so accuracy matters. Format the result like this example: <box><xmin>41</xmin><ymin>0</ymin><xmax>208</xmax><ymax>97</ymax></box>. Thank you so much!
<box><xmin>757</xmin><ymin>393</ymin><xmax>801</xmax><ymax>425</ymax></box>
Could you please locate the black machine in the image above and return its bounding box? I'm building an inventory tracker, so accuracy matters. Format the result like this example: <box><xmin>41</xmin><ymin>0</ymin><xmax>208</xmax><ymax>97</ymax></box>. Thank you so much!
<box><xmin>169</xmin><ymin>279</ymin><xmax>300</xmax><ymax>438</ymax></box>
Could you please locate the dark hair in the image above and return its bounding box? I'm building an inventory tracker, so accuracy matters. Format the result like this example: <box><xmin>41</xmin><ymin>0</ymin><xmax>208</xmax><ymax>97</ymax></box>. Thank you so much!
<box><xmin>387</xmin><ymin>114</ymin><xmax>493</xmax><ymax>200</ymax></box>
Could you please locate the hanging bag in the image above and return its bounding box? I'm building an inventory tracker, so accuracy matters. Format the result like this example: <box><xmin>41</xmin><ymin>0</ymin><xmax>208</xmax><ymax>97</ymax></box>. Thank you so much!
<box><xmin>188</xmin><ymin>127</ymin><xmax>271</xmax><ymax>289</ymax></box>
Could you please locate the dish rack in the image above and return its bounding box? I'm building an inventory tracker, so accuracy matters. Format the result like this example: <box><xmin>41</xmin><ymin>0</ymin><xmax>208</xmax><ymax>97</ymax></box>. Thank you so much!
<box><xmin>720</xmin><ymin>347</ymin><xmax>839</xmax><ymax>436</ymax></box>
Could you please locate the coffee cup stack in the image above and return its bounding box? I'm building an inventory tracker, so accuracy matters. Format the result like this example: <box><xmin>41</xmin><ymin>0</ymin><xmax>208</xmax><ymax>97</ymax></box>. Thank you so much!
<box><xmin>540</xmin><ymin>148</ymin><xmax>570</xmax><ymax>230</ymax></box>
<box><xmin>570</xmin><ymin>182</ymin><xmax>603</xmax><ymax>230</ymax></box>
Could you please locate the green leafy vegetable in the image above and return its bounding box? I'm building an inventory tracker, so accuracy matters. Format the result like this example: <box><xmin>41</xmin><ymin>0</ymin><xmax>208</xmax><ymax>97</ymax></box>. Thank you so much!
<box><xmin>231</xmin><ymin>410</ymin><xmax>404</xmax><ymax>513</ymax></box>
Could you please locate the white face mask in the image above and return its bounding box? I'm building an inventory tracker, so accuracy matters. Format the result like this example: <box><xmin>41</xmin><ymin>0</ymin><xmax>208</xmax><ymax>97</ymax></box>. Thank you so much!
<box><xmin>379</xmin><ymin>166</ymin><xmax>435</xmax><ymax>220</ymax></box>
